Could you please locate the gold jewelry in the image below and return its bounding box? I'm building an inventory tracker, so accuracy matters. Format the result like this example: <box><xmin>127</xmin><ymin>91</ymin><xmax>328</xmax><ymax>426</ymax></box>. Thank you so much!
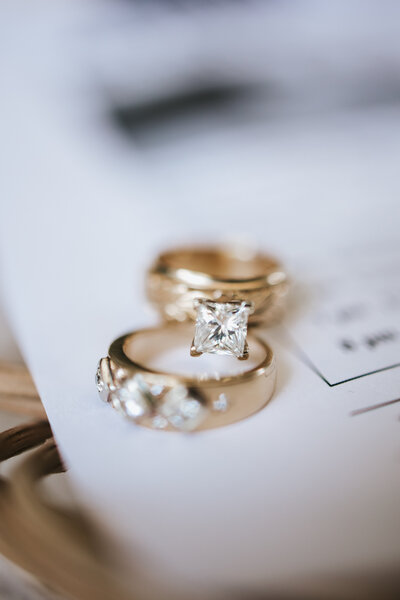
<box><xmin>95</xmin><ymin>324</ymin><xmax>275</xmax><ymax>432</ymax></box>
<box><xmin>146</xmin><ymin>245</ymin><xmax>288</xmax><ymax>359</ymax></box>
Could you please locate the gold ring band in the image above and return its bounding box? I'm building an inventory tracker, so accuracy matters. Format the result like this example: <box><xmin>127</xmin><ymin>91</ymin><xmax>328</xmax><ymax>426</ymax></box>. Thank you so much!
<box><xmin>146</xmin><ymin>245</ymin><xmax>288</xmax><ymax>325</ymax></box>
<box><xmin>96</xmin><ymin>324</ymin><xmax>276</xmax><ymax>432</ymax></box>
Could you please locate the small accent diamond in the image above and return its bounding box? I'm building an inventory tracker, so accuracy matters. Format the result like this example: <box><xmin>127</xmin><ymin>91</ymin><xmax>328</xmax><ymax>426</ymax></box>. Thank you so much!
<box><xmin>160</xmin><ymin>385</ymin><xmax>208</xmax><ymax>431</ymax></box>
<box><xmin>213</xmin><ymin>393</ymin><xmax>229</xmax><ymax>412</ymax></box>
<box><xmin>96</xmin><ymin>357</ymin><xmax>115</xmax><ymax>403</ymax></box>
<box><xmin>119</xmin><ymin>376</ymin><xmax>153</xmax><ymax>420</ymax></box>
<box><xmin>123</xmin><ymin>393</ymin><xmax>151</xmax><ymax>419</ymax></box>
<box><xmin>109</xmin><ymin>392</ymin><xmax>124</xmax><ymax>413</ymax></box>
<box><xmin>152</xmin><ymin>415</ymin><xmax>168</xmax><ymax>429</ymax></box>
<box><xmin>95</xmin><ymin>363</ymin><xmax>104</xmax><ymax>393</ymax></box>
<box><xmin>150</xmin><ymin>384</ymin><xmax>165</xmax><ymax>397</ymax></box>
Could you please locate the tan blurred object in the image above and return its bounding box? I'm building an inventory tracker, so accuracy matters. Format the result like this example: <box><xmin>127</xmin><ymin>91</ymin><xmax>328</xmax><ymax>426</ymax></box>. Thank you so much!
<box><xmin>0</xmin><ymin>361</ymin><xmax>135</xmax><ymax>600</ymax></box>
<box><xmin>0</xmin><ymin>360</ymin><xmax>46</xmax><ymax>417</ymax></box>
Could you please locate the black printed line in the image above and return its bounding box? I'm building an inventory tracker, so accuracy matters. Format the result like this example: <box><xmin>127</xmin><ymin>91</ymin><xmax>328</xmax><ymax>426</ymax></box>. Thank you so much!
<box><xmin>350</xmin><ymin>397</ymin><xmax>400</xmax><ymax>416</ymax></box>
<box><xmin>284</xmin><ymin>328</ymin><xmax>400</xmax><ymax>387</ymax></box>
<box><xmin>329</xmin><ymin>363</ymin><xmax>400</xmax><ymax>387</ymax></box>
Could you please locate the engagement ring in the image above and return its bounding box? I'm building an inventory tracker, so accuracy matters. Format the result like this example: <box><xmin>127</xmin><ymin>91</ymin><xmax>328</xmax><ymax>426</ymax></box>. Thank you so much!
<box><xmin>147</xmin><ymin>245</ymin><xmax>288</xmax><ymax>359</ymax></box>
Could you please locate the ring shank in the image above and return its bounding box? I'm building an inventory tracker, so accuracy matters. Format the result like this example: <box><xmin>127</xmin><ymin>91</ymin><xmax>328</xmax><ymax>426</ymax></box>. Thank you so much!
<box><xmin>146</xmin><ymin>245</ymin><xmax>288</xmax><ymax>325</ymax></box>
<box><xmin>157</xmin><ymin>247</ymin><xmax>280</xmax><ymax>281</ymax></box>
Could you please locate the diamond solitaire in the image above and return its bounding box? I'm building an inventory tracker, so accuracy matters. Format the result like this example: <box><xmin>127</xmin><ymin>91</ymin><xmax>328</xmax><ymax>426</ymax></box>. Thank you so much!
<box><xmin>191</xmin><ymin>299</ymin><xmax>254</xmax><ymax>359</ymax></box>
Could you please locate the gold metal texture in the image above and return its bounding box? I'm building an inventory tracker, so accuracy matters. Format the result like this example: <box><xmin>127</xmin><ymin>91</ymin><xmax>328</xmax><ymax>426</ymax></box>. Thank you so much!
<box><xmin>146</xmin><ymin>245</ymin><xmax>288</xmax><ymax>325</ymax></box>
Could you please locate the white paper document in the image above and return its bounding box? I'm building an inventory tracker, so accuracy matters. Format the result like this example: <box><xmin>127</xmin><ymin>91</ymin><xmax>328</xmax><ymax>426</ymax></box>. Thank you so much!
<box><xmin>290</xmin><ymin>251</ymin><xmax>400</xmax><ymax>386</ymax></box>
<box><xmin>1</xmin><ymin>2</ymin><xmax>400</xmax><ymax>597</ymax></box>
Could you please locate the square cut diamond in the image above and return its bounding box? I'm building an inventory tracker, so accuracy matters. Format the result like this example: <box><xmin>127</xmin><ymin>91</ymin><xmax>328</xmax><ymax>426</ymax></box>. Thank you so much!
<box><xmin>193</xmin><ymin>299</ymin><xmax>252</xmax><ymax>358</ymax></box>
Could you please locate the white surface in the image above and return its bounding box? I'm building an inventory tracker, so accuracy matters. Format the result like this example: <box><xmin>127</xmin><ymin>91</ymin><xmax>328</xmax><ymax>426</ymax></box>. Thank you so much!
<box><xmin>1</xmin><ymin>1</ymin><xmax>400</xmax><ymax>595</ymax></box>
<box><xmin>290</xmin><ymin>250</ymin><xmax>400</xmax><ymax>385</ymax></box>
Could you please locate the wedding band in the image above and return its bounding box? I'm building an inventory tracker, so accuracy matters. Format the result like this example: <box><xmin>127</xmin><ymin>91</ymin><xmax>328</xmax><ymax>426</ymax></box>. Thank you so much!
<box><xmin>95</xmin><ymin>324</ymin><xmax>276</xmax><ymax>432</ymax></box>
<box><xmin>146</xmin><ymin>245</ymin><xmax>288</xmax><ymax>326</ymax></box>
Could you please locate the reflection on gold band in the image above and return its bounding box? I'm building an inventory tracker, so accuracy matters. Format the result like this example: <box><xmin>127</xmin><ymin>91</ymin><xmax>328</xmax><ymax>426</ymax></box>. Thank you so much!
<box><xmin>146</xmin><ymin>245</ymin><xmax>288</xmax><ymax>325</ymax></box>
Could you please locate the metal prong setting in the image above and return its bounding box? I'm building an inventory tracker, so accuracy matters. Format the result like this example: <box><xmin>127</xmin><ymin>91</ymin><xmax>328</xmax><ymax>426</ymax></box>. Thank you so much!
<box><xmin>193</xmin><ymin>296</ymin><xmax>210</xmax><ymax>310</ymax></box>
<box><xmin>244</xmin><ymin>301</ymin><xmax>255</xmax><ymax>315</ymax></box>
<box><xmin>190</xmin><ymin>343</ymin><xmax>202</xmax><ymax>357</ymax></box>
<box><xmin>238</xmin><ymin>342</ymin><xmax>249</xmax><ymax>361</ymax></box>
<box><xmin>193</xmin><ymin>297</ymin><xmax>202</xmax><ymax>309</ymax></box>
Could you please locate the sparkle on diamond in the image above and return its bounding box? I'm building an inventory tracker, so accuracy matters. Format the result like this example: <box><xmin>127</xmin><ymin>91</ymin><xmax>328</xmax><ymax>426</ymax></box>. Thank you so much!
<box><xmin>193</xmin><ymin>300</ymin><xmax>251</xmax><ymax>358</ymax></box>
<box><xmin>160</xmin><ymin>385</ymin><xmax>208</xmax><ymax>431</ymax></box>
